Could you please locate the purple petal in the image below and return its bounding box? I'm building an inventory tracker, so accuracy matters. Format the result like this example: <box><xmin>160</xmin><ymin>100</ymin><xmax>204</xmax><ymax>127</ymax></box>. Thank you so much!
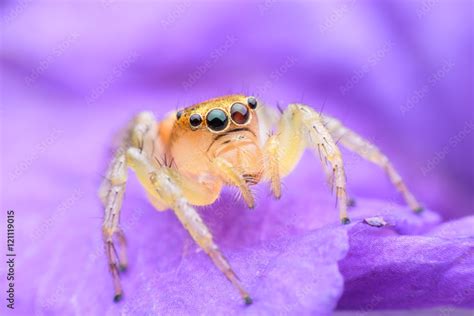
<box><xmin>19</xmin><ymin>192</ymin><xmax>350</xmax><ymax>315</ymax></box>
<box><xmin>338</xmin><ymin>216</ymin><xmax>474</xmax><ymax>310</ymax></box>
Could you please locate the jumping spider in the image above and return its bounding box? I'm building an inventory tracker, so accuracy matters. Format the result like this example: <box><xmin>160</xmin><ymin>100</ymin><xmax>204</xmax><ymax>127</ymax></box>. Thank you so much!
<box><xmin>100</xmin><ymin>95</ymin><xmax>422</xmax><ymax>304</ymax></box>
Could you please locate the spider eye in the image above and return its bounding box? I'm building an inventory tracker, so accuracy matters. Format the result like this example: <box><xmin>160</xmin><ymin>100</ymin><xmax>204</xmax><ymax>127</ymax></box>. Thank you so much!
<box><xmin>247</xmin><ymin>96</ymin><xmax>257</xmax><ymax>109</ymax></box>
<box><xmin>176</xmin><ymin>110</ymin><xmax>183</xmax><ymax>120</ymax></box>
<box><xmin>189</xmin><ymin>113</ymin><xmax>202</xmax><ymax>129</ymax></box>
<box><xmin>206</xmin><ymin>109</ymin><xmax>229</xmax><ymax>132</ymax></box>
<box><xmin>230</xmin><ymin>103</ymin><xmax>250</xmax><ymax>125</ymax></box>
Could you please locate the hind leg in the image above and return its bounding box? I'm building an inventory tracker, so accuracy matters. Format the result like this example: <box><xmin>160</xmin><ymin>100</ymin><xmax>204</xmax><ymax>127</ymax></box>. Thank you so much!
<box><xmin>322</xmin><ymin>114</ymin><xmax>423</xmax><ymax>212</ymax></box>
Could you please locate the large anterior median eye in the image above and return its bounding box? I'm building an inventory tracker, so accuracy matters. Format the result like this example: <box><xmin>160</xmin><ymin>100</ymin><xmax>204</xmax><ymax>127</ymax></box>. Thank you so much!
<box><xmin>230</xmin><ymin>103</ymin><xmax>250</xmax><ymax>125</ymax></box>
<box><xmin>206</xmin><ymin>109</ymin><xmax>229</xmax><ymax>132</ymax></box>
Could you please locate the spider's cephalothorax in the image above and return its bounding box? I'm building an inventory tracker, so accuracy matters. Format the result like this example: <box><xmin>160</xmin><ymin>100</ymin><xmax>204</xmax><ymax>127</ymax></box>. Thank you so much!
<box><xmin>161</xmin><ymin>95</ymin><xmax>264</xmax><ymax>208</ymax></box>
<box><xmin>100</xmin><ymin>94</ymin><xmax>423</xmax><ymax>304</ymax></box>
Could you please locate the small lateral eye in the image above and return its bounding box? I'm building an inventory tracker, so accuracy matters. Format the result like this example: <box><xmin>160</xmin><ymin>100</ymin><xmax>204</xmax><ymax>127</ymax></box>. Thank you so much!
<box><xmin>230</xmin><ymin>103</ymin><xmax>250</xmax><ymax>125</ymax></box>
<box><xmin>206</xmin><ymin>109</ymin><xmax>229</xmax><ymax>132</ymax></box>
<box><xmin>189</xmin><ymin>113</ymin><xmax>202</xmax><ymax>129</ymax></box>
<box><xmin>247</xmin><ymin>96</ymin><xmax>257</xmax><ymax>109</ymax></box>
<box><xmin>176</xmin><ymin>110</ymin><xmax>183</xmax><ymax>120</ymax></box>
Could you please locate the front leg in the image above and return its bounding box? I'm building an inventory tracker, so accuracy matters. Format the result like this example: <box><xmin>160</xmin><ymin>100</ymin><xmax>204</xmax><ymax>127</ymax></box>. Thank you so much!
<box><xmin>99</xmin><ymin>111</ymin><xmax>156</xmax><ymax>301</ymax></box>
<box><xmin>263</xmin><ymin>104</ymin><xmax>350</xmax><ymax>224</ymax></box>
<box><xmin>264</xmin><ymin>135</ymin><xmax>282</xmax><ymax>199</ymax></box>
<box><xmin>99</xmin><ymin>149</ymin><xmax>128</xmax><ymax>302</ymax></box>
<box><xmin>126</xmin><ymin>148</ymin><xmax>253</xmax><ymax>304</ymax></box>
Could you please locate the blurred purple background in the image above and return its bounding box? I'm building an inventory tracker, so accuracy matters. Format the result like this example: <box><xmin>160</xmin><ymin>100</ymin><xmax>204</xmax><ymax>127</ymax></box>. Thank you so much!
<box><xmin>1</xmin><ymin>0</ymin><xmax>473</xmax><ymax>314</ymax></box>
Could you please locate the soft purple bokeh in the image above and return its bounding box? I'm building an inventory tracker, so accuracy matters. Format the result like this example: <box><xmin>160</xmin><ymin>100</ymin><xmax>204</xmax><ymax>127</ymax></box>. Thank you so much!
<box><xmin>1</xmin><ymin>1</ymin><xmax>473</xmax><ymax>315</ymax></box>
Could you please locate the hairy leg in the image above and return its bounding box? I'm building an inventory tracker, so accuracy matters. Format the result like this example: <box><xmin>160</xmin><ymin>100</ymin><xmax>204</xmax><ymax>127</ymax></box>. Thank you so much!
<box><xmin>264</xmin><ymin>135</ymin><xmax>282</xmax><ymax>199</ymax></box>
<box><xmin>99</xmin><ymin>111</ymin><xmax>156</xmax><ymax>301</ymax></box>
<box><xmin>263</xmin><ymin>104</ymin><xmax>350</xmax><ymax>224</ymax></box>
<box><xmin>126</xmin><ymin>148</ymin><xmax>252</xmax><ymax>304</ymax></box>
<box><xmin>322</xmin><ymin>114</ymin><xmax>423</xmax><ymax>212</ymax></box>
<box><xmin>99</xmin><ymin>150</ymin><xmax>127</xmax><ymax>301</ymax></box>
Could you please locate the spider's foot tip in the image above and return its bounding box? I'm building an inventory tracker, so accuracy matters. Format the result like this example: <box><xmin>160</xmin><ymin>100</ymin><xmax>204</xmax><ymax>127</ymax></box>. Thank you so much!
<box><xmin>341</xmin><ymin>217</ymin><xmax>351</xmax><ymax>225</ymax></box>
<box><xmin>414</xmin><ymin>207</ymin><xmax>424</xmax><ymax>214</ymax></box>
<box><xmin>244</xmin><ymin>296</ymin><xmax>253</xmax><ymax>305</ymax></box>
<box><xmin>119</xmin><ymin>264</ymin><xmax>128</xmax><ymax>272</ymax></box>
<box><xmin>113</xmin><ymin>293</ymin><xmax>123</xmax><ymax>303</ymax></box>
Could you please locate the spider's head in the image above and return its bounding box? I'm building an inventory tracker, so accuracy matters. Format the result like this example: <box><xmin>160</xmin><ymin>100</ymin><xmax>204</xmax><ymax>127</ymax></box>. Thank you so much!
<box><xmin>170</xmin><ymin>95</ymin><xmax>261</xmax><ymax>171</ymax></box>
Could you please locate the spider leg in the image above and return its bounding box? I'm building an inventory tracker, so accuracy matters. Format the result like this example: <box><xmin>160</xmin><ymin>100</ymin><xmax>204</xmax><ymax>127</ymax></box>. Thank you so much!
<box><xmin>263</xmin><ymin>135</ymin><xmax>282</xmax><ymax>199</ymax></box>
<box><xmin>99</xmin><ymin>111</ymin><xmax>156</xmax><ymax>302</ymax></box>
<box><xmin>126</xmin><ymin>148</ymin><xmax>253</xmax><ymax>305</ymax></box>
<box><xmin>263</xmin><ymin>104</ymin><xmax>350</xmax><ymax>224</ymax></box>
<box><xmin>322</xmin><ymin>114</ymin><xmax>423</xmax><ymax>213</ymax></box>
<box><xmin>100</xmin><ymin>151</ymin><xmax>127</xmax><ymax>302</ymax></box>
